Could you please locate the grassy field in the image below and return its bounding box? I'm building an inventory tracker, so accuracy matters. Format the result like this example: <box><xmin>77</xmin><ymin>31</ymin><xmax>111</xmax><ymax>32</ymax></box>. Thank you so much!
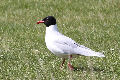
<box><xmin>0</xmin><ymin>0</ymin><xmax>120</xmax><ymax>80</ymax></box>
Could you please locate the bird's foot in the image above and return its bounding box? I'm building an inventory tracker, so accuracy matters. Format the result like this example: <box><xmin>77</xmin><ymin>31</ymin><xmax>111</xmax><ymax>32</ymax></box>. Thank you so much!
<box><xmin>60</xmin><ymin>66</ymin><xmax>64</xmax><ymax>70</ymax></box>
<box><xmin>60</xmin><ymin>58</ymin><xmax>65</xmax><ymax>70</ymax></box>
<box><xmin>68</xmin><ymin>63</ymin><xmax>74</xmax><ymax>70</ymax></box>
<box><xmin>60</xmin><ymin>64</ymin><xmax>64</xmax><ymax>69</ymax></box>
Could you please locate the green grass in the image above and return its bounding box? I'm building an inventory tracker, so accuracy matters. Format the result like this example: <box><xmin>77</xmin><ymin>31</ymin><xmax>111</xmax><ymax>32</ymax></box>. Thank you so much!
<box><xmin>0</xmin><ymin>0</ymin><xmax>120</xmax><ymax>80</ymax></box>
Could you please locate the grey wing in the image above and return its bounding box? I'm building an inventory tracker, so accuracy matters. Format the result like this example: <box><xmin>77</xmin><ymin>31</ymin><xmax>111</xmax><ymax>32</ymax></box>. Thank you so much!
<box><xmin>53</xmin><ymin>35</ymin><xmax>105</xmax><ymax>57</ymax></box>
<box><xmin>54</xmin><ymin>35</ymin><xmax>90</xmax><ymax>54</ymax></box>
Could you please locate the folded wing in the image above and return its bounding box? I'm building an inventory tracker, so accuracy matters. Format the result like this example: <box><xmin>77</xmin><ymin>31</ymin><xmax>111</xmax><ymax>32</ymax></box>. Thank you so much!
<box><xmin>54</xmin><ymin>35</ymin><xmax>105</xmax><ymax>57</ymax></box>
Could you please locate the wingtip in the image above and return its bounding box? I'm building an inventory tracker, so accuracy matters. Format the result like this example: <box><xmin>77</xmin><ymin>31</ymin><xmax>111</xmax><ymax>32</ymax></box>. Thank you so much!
<box><xmin>97</xmin><ymin>53</ymin><xmax>105</xmax><ymax>57</ymax></box>
<box><xmin>100</xmin><ymin>55</ymin><xmax>105</xmax><ymax>57</ymax></box>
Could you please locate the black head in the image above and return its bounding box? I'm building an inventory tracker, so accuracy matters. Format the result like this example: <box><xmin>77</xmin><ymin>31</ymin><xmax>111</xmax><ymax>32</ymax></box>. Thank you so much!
<box><xmin>37</xmin><ymin>16</ymin><xmax>56</xmax><ymax>27</ymax></box>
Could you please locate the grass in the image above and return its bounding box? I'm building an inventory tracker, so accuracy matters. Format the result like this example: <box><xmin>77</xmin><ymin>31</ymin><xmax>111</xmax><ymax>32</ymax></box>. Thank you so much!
<box><xmin>0</xmin><ymin>0</ymin><xmax>120</xmax><ymax>80</ymax></box>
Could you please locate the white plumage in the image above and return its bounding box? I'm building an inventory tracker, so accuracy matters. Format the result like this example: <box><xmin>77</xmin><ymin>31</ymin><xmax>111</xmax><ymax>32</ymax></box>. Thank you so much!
<box><xmin>45</xmin><ymin>24</ymin><xmax>105</xmax><ymax>58</ymax></box>
<box><xmin>37</xmin><ymin>16</ymin><xmax>105</xmax><ymax>70</ymax></box>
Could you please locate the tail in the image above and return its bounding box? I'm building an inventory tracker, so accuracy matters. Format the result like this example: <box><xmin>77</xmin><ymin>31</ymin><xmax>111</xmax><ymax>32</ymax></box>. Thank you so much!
<box><xmin>74</xmin><ymin>46</ymin><xmax>105</xmax><ymax>57</ymax></box>
<box><xmin>92</xmin><ymin>52</ymin><xmax>105</xmax><ymax>57</ymax></box>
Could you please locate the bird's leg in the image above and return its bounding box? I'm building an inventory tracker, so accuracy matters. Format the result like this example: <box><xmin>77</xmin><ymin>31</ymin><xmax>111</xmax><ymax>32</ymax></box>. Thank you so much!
<box><xmin>68</xmin><ymin>55</ymin><xmax>74</xmax><ymax>70</ymax></box>
<box><xmin>60</xmin><ymin>58</ymin><xmax>65</xmax><ymax>68</ymax></box>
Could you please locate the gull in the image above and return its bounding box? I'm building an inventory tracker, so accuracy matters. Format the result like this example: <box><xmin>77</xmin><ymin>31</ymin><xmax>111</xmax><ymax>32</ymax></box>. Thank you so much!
<box><xmin>37</xmin><ymin>16</ymin><xmax>105</xmax><ymax>70</ymax></box>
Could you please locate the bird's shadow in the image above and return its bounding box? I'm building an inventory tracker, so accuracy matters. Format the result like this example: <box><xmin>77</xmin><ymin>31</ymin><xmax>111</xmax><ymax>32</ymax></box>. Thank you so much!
<box><xmin>73</xmin><ymin>66</ymin><xmax>104</xmax><ymax>72</ymax></box>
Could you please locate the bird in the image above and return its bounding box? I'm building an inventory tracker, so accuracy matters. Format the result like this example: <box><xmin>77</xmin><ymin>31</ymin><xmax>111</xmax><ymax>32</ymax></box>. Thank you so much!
<box><xmin>37</xmin><ymin>16</ymin><xmax>105</xmax><ymax>70</ymax></box>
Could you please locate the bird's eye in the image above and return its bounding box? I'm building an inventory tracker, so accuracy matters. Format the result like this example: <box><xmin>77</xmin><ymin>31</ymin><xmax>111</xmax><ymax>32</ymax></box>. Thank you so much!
<box><xmin>45</xmin><ymin>18</ymin><xmax>49</xmax><ymax>22</ymax></box>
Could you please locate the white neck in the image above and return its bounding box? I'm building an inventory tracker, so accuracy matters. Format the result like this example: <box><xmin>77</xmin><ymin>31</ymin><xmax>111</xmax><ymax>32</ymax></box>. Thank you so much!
<box><xmin>46</xmin><ymin>24</ymin><xmax>59</xmax><ymax>34</ymax></box>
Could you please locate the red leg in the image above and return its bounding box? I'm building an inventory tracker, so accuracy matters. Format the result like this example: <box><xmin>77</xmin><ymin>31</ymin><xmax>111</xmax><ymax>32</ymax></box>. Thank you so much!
<box><xmin>60</xmin><ymin>58</ymin><xmax>65</xmax><ymax>68</ymax></box>
<box><xmin>68</xmin><ymin>55</ymin><xmax>74</xmax><ymax>70</ymax></box>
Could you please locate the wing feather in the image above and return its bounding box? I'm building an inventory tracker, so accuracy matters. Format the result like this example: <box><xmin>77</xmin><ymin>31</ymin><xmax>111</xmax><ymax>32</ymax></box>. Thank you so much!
<box><xmin>53</xmin><ymin>35</ymin><xmax>105</xmax><ymax>57</ymax></box>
